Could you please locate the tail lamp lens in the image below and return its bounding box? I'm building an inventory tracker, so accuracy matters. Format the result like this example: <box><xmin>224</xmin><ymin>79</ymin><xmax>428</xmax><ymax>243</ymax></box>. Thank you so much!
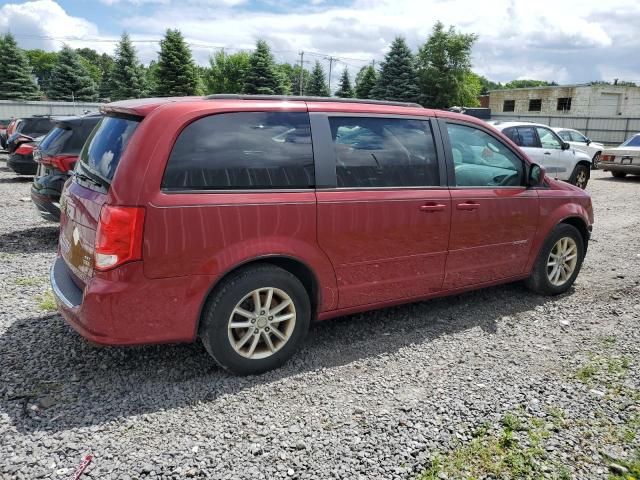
<box><xmin>94</xmin><ymin>206</ymin><xmax>145</xmax><ymax>271</ymax></box>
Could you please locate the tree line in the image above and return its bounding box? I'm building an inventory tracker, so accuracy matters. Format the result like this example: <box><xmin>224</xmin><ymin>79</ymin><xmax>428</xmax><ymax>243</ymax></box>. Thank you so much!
<box><xmin>1</xmin><ymin>23</ymin><xmax>634</xmax><ymax>107</ymax></box>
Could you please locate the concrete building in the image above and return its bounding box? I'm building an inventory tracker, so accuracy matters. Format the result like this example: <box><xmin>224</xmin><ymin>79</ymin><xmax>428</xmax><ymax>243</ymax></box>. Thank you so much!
<box><xmin>489</xmin><ymin>84</ymin><xmax>640</xmax><ymax>117</ymax></box>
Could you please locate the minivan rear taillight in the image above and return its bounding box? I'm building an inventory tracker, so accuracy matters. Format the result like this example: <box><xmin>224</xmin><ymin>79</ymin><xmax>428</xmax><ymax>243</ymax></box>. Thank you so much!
<box><xmin>94</xmin><ymin>206</ymin><xmax>145</xmax><ymax>271</ymax></box>
<box><xmin>40</xmin><ymin>154</ymin><xmax>78</xmax><ymax>173</ymax></box>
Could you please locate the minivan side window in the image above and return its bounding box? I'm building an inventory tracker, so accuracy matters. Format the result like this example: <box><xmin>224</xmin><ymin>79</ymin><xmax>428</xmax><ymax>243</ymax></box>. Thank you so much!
<box><xmin>328</xmin><ymin>117</ymin><xmax>439</xmax><ymax>188</ymax></box>
<box><xmin>162</xmin><ymin>112</ymin><xmax>314</xmax><ymax>190</ymax></box>
<box><xmin>447</xmin><ymin>123</ymin><xmax>524</xmax><ymax>187</ymax></box>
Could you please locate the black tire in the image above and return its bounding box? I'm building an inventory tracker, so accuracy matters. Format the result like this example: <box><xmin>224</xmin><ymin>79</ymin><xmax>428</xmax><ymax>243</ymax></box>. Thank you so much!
<box><xmin>611</xmin><ymin>171</ymin><xmax>627</xmax><ymax>178</ymax></box>
<box><xmin>199</xmin><ymin>264</ymin><xmax>311</xmax><ymax>375</ymax></box>
<box><xmin>591</xmin><ymin>152</ymin><xmax>601</xmax><ymax>170</ymax></box>
<box><xmin>570</xmin><ymin>164</ymin><xmax>590</xmax><ymax>189</ymax></box>
<box><xmin>525</xmin><ymin>224</ymin><xmax>585</xmax><ymax>296</ymax></box>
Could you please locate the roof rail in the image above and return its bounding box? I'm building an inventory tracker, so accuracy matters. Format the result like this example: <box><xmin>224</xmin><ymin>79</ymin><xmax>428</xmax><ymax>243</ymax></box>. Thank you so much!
<box><xmin>204</xmin><ymin>94</ymin><xmax>424</xmax><ymax>109</ymax></box>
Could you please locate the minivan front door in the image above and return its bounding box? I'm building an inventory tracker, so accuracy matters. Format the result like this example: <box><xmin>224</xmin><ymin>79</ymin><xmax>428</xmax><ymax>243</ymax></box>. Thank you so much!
<box><xmin>442</xmin><ymin>121</ymin><xmax>539</xmax><ymax>289</ymax></box>
<box><xmin>313</xmin><ymin>114</ymin><xmax>451</xmax><ymax>309</ymax></box>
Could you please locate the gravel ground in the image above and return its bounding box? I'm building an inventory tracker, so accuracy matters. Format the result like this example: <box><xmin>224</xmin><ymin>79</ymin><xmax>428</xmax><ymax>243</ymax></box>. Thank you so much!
<box><xmin>0</xmin><ymin>157</ymin><xmax>638</xmax><ymax>480</ymax></box>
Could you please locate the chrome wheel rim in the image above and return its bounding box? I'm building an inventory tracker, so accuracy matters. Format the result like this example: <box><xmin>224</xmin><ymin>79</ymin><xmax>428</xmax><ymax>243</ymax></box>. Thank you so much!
<box><xmin>547</xmin><ymin>237</ymin><xmax>578</xmax><ymax>286</ymax></box>
<box><xmin>576</xmin><ymin>170</ymin><xmax>588</xmax><ymax>189</ymax></box>
<box><xmin>227</xmin><ymin>287</ymin><xmax>296</xmax><ymax>360</ymax></box>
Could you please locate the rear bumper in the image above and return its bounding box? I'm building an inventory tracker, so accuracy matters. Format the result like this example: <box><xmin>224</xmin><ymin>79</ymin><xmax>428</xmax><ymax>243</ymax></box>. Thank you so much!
<box><xmin>31</xmin><ymin>174</ymin><xmax>65</xmax><ymax>222</ymax></box>
<box><xmin>31</xmin><ymin>190</ymin><xmax>61</xmax><ymax>222</ymax></box>
<box><xmin>7</xmin><ymin>153</ymin><xmax>37</xmax><ymax>175</ymax></box>
<box><xmin>600</xmin><ymin>162</ymin><xmax>640</xmax><ymax>175</ymax></box>
<box><xmin>51</xmin><ymin>256</ymin><xmax>215</xmax><ymax>346</ymax></box>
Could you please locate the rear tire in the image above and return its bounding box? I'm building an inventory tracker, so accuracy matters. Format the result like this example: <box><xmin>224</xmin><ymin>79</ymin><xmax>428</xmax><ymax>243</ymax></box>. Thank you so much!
<box><xmin>525</xmin><ymin>224</ymin><xmax>585</xmax><ymax>296</ymax></box>
<box><xmin>611</xmin><ymin>171</ymin><xmax>627</xmax><ymax>178</ymax></box>
<box><xmin>570</xmin><ymin>164</ymin><xmax>590</xmax><ymax>189</ymax></box>
<box><xmin>199</xmin><ymin>264</ymin><xmax>311</xmax><ymax>375</ymax></box>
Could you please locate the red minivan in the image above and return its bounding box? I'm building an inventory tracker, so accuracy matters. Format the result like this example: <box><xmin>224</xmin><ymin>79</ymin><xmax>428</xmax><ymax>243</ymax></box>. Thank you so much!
<box><xmin>51</xmin><ymin>95</ymin><xmax>593</xmax><ymax>375</ymax></box>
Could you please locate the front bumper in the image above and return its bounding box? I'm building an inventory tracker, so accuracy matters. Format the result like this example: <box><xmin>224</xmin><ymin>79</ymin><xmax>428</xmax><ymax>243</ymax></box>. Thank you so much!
<box><xmin>50</xmin><ymin>256</ymin><xmax>215</xmax><ymax>346</ymax></box>
<box><xmin>600</xmin><ymin>162</ymin><xmax>640</xmax><ymax>175</ymax></box>
<box><xmin>7</xmin><ymin>153</ymin><xmax>37</xmax><ymax>175</ymax></box>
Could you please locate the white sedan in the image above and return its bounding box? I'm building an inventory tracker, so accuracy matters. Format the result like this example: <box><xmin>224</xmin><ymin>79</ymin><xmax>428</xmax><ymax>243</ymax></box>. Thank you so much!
<box><xmin>553</xmin><ymin>128</ymin><xmax>604</xmax><ymax>169</ymax></box>
<box><xmin>599</xmin><ymin>134</ymin><xmax>640</xmax><ymax>178</ymax></box>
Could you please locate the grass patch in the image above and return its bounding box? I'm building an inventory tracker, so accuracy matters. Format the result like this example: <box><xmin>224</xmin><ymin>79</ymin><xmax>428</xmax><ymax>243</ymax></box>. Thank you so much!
<box><xmin>606</xmin><ymin>450</ymin><xmax>640</xmax><ymax>479</ymax></box>
<box><xmin>417</xmin><ymin>413</ymin><xmax>563</xmax><ymax>480</ymax></box>
<box><xmin>574</xmin><ymin>355</ymin><xmax>631</xmax><ymax>384</ymax></box>
<box><xmin>37</xmin><ymin>290</ymin><xmax>57</xmax><ymax>312</ymax></box>
<box><xmin>13</xmin><ymin>276</ymin><xmax>45</xmax><ymax>287</ymax></box>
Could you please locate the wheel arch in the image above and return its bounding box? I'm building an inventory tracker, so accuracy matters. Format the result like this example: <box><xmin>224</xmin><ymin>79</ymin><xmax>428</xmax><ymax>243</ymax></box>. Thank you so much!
<box><xmin>559</xmin><ymin>216</ymin><xmax>590</xmax><ymax>250</ymax></box>
<box><xmin>196</xmin><ymin>255</ymin><xmax>322</xmax><ymax>337</ymax></box>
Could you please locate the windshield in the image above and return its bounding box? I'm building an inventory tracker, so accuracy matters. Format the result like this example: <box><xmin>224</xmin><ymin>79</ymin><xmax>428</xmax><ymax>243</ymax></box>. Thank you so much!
<box><xmin>79</xmin><ymin>116</ymin><xmax>140</xmax><ymax>183</ymax></box>
<box><xmin>621</xmin><ymin>135</ymin><xmax>640</xmax><ymax>147</ymax></box>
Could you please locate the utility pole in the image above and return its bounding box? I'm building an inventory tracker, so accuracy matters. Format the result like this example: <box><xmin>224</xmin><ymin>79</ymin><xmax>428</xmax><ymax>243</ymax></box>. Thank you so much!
<box><xmin>327</xmin><ymin>56</ymin><xmax>337</xmax><ymax>95</ymax></box>
<box><xmin>298</xmin><ymin>51</ymin><xmax>304</xmax><ymax>96</ymax></box>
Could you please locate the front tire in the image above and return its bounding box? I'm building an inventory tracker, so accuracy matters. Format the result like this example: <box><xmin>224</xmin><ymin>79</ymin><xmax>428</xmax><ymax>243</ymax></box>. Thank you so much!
<box><xmin>570</xmin><ymin>164</ymin><xmax>590</xmax><ymax>189</ymax></box>
<box><xmin>611</xmin><ymin>171</ymin><xmax>627</xmax><ymax>178</ymax></box>
<box><xmin>591</xmin><ymin>152</ymin><xmax>601</xmax><ymax>170</ymax></box>
<box><xmin>525</xmin><ymin>224</ymin><xmax>585</xmax><ymax>296</ymax></box>
<box><xmin>199</xmin><ymin>264</ymin><xmax>311</xmax><ymax>375</ymax></box>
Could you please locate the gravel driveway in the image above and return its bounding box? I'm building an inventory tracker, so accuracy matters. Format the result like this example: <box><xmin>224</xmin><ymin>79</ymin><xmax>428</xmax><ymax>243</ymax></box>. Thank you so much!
<box><xmin>1</xmin><ymin>158</ymin><xmax>638</xmax><ymax>480</ymax></box>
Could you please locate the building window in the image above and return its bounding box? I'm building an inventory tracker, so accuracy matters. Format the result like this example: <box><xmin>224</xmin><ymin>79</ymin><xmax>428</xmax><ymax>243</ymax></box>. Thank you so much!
<box><xmin>557</xmin><ymin>97</ymin><xmax>572</xmax><ymax>111</ymax></box>
<box><xmin>503</xmin><ymin>100</ymin><xmax>515</xmax><ymax>112</ymax></box>
<box><xmin>528</xmin><ymin>99</ymin><xmax>542</xmax><ymax>112</ymax></box>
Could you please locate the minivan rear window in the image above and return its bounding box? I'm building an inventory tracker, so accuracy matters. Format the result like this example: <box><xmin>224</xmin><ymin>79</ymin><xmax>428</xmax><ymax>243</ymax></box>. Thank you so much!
<box><xmin>80</xmin><ymin>116</ymin><xmax>140</xmax><ymax>182</ymax></box>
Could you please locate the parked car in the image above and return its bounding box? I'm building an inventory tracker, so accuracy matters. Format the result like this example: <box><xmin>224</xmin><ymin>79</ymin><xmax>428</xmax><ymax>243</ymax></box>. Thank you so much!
<box><xmin>31</xmin><ymin>113</ymin><xmax>102</xmax><ymax>221</ymax></box>
<box><xmin>599</xmin><ymin>133</ymin><xmax>640</xmax><ymax>178</ymax></box>
<box><xmin>51</xmin><ymin>95</ymin><xmax>593</xmax><ymax>375</ymax></box>
<box><xmin>7</xmin><ymin>135</ymin><xmax>45</xmax><ymax>175</ymax></box>
<box><xmin>5</xmin><ymin>116</ymin><xmax>58</xmax><ymax>174</ymax></box>
<box><xmin>553</xmin><ymin>128</ymin><xmax>604</xmax><ymax>169</ymax></box>
<box><xmin>490</xmin><ymin>121</ymin><xmax>592</xmax><ymax>189</ymax></box>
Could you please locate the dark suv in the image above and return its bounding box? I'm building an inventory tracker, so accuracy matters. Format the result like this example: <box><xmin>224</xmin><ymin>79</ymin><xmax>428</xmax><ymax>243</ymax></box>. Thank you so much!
<box><xmin>6</xmin><ymin>116</ymin><xmax>57</xmax><ymax>175</ymax></box>
<box><xmin>31</xmin><ymin>113</ymin><xmax>102</xmax><ymax>221</ymax></box>
<box><xmin>51</xmin><ymin>95</ymin><xmax>593</xmax><ymax>375</ymax></box>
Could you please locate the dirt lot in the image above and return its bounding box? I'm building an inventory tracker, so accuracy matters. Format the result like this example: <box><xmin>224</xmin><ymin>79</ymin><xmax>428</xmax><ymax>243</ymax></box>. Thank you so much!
<box><xmin>0</xmin><ymin>158</ymin><xmax>638</xmax><ymax>480</ymax></box>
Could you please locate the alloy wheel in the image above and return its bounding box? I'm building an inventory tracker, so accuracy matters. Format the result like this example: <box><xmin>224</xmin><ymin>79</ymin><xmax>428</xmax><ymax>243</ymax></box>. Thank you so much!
<box><xmin>227</xmin><ymin>287</ymin><xmax>296</xmax><ymax>360</ymax></box>
<box><xmin>547</xmin><ymin>237</ymin><xmax>578</xmax><ymax>286</ymax></box>
<box><xmin>575</xmin><ymin>169</ymin><xmax>588</xmax><ymax>189</ymax></box>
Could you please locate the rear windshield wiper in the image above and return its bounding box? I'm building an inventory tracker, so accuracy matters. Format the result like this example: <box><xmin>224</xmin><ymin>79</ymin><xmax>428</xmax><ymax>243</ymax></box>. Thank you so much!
<box><xmin>73</xmin><ymin>169</ymin><xmax>108</xmax><ymax>189</ymax></box>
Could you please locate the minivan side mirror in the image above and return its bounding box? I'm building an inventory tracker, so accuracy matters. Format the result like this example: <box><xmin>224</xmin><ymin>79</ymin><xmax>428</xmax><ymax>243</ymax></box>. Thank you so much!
<box><xmin>561</xmin><ymin>141</ymin><xmax>570</xmax><ymax>150</ymax></box>
<box><xmin>528</xmin><ymin>163</ymin><xmax>546</xmax><ymax>187</ymax></box>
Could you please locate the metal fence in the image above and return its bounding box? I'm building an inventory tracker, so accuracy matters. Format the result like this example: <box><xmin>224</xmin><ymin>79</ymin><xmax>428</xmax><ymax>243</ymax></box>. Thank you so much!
<box><xmin>490</xmin><ymin>114</ymin><xmax>640</xmax><ymax>145</ymax></box>
<box><xmin>0</xmin><ymin>100</ymin><xmax>104</xmax><ymax>120</ymax></box>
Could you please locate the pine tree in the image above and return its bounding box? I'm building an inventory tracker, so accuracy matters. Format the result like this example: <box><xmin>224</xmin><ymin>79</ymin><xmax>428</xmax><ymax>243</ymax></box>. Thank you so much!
<box><xmin>99</xmin><ymin>64</ymin><xmax>113</xmax><ymax>100</ymax></box>
<box><xmin>155</xmin><ymin>29</ymin><xmax>199</xmax><ymax>96</ymax></box>
<box><xmin>355</xmin><ymin>65</ymin><xmax>377</xmax><ymax>99</ymax></box>
<box><xmin>243</xmin><ymin>40</ymin><xmax>284</xmax><ymax>95</ymax></box>
<box><xmin>335</xmin><ymin>67</ymin><xmax>354</xmax><ymax>98</ymax></box>
<box><xmin>371</xmin><ymin>37</ymin><xmax>419</xmax><ymax>103</ymax></box>
<box><xmin>48</xmin><ymin>46</ymin><xmax>97</xmax><ymax>101</ymax></box>
<box><xmin>0</xmin><ymin>33</ymin><xmax>41</xmax><ymax>100</ymax></box>
<box><xmin>110</xmin><ymin>33</ymin><xmax>147</xmax><ymax>100</ymax></box>
<box><xmin>306</xmin><ymin>61</ymin><xmax>329</xmax><ymax>97</ymax></box>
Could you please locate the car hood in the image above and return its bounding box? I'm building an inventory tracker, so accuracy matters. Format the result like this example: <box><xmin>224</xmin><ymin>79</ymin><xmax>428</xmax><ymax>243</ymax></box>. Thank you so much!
<box><xmin>573</xmin><ymin>149</ymin><xmax>591</xmax><ymax>161</ymax></box>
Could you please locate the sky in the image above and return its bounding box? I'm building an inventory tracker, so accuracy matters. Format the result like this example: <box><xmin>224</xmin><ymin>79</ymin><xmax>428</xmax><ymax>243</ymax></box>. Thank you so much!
<box><xmin>1</xmin><ymin>0</ymin><xmax>639</xmax><ymax>89</ymax></box>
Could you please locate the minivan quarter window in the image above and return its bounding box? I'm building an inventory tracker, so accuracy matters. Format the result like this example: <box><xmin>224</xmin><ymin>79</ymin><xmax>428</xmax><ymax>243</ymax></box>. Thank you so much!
<box><xmin>446</xmin><ymin>122</ymin><xmax>524</xmax><ymax>187</ymax></box>
<box><xmin>328</xmin><ymin>116</ymin><xmax>439</xmax><ymax>188</ymax></box>
<box><xmin>162</xmin><ymin>111</ymin><xmax>314</xmax><ymax>190</ymax></box>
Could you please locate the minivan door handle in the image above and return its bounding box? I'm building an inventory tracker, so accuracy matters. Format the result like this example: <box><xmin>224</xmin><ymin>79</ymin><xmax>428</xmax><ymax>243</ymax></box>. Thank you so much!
<box><xmin>419</xmin><ymin>203</ymin><xmax>446</xmax><ymax>212</ymax></box>
<box><xmin>456</xmin><ymin>202</ymin><xmax>480</xmax><ymax>211</ymax></box>
<box><xmin>544</xmin><ymin>152</ymin><xmax>552</xmax><ymax>155</ymax></box>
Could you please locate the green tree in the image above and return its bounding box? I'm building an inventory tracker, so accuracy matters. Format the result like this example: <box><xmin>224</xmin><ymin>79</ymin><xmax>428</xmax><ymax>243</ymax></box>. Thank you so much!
<box><xmin>457</xmin><ymin>72</ymin><xmax>482</xmax><ymax>107</ymax></box>
<box><xmin>335</xmin><ymin>67</ymin><xmax>354</xmax><ymax>98</ymax></box>
<box><xmin>76</xmin><ymin>48</ymin><xmax>104</xmax><ymax>85</ymax></box>
<box><xmin>24</xmin><ymin>49</ymin><xmax>58</xmax><ymax>95</ymax></box>
<box><xmin>306</xmin><ymin>61</ymin><xmax>330</xmax><ymax>97</ymax></box>
<box><xmin>143</xmin><ymin>60</ymin><xmax>160</xmax><ymax>96</ymax></box>
<box><xmin>48</xmin><ymin>46</ymin><xmax>98</xmax><ymax>101</ymax></box>
<box><xmin>416</xmin><ymin>21</ymin><xmax>477</xmax><ymax>108</ymax></box>
<box><xmin>155</xmin><ymin>29</ymin><xmax>199</xmax><ymax>96</ymax></box>
<box><xmin>243</xmin><ymin>40</ymin><xmax>284</xmax><ymax>95</ymax></box>
<box><xmin>205</xmin><ymin>49</ymin><xmax>250</xmax><ymax>94</ymax></box>
<box><xmin>355</xmin><ymin>65</ymin><xmax>377</xmax><ymax>99</ymax></box>
<box><xmin>0</xmin><ymin>33</ymin><xmax>41</xmax><ymax>100</ymax></box>
<box><xmin>477</xmin><ymin>75</ymin><xmax>502</xmax><ymax>94</ymax></box>
<box><xmin>110</xmin><ymin>33</ymin><xmax>147</xmax><ymax>100</ymax></box>
<box><xmin>289</xmin><ymin>65</ymin><xmax>310</xmax><ymax>96</ymax></box>
<box><xmin>504</xmin><ymin>79</ymin><xmax>556</xmax><ymax>89</ymax></box>
<box><xmin>372</xmin><ymin>36</ymin><xmax>419</xmax><ymax>102</ymax></box>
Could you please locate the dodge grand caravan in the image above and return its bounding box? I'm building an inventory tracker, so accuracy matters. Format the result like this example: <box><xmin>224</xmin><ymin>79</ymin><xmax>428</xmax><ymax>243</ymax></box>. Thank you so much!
<box><xmin>51</xmin><ymin>95</ymin><xmax>593</xmax><ymax>375</ymax></box>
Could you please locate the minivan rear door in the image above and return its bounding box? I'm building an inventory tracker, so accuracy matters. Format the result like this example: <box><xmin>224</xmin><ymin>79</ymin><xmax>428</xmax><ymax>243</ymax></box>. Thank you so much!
<box><xmin>59</xmin><ymin>115</ymin><xmax>140</xmax><ymax>285</ymax></box>
<box><xmin>312</xmin><ymin>113</ymin><xmax>451</xmax><ymax>309</ymax></box>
